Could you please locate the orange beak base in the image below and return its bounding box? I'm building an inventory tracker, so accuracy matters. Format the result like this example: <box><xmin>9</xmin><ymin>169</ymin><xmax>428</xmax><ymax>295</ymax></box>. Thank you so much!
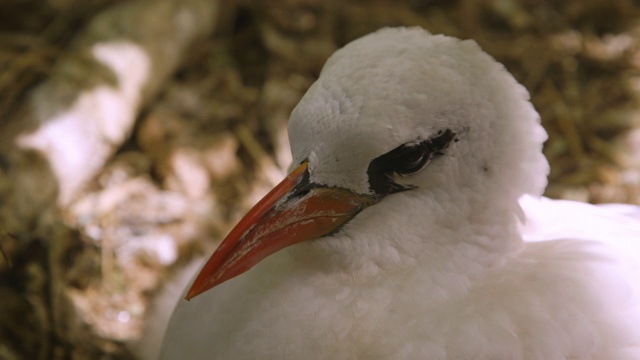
<box><xmin>185</xmin><ymin>162</ymin><xmax>376</xmax><ymax>300</ymax></box>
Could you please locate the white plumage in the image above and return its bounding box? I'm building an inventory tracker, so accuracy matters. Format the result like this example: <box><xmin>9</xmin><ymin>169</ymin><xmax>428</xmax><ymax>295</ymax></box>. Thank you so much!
<box><xmin>160</xmin><ymin>27</ymin><xmax>640</xmax><ymax>359</ymax></box>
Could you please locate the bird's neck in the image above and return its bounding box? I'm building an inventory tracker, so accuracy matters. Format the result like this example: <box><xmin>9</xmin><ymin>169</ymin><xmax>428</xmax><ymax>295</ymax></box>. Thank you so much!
<box><xmin>287</xmin><ymin>189</ymin><xmax>524</xmax><ymax>287</ymax></box>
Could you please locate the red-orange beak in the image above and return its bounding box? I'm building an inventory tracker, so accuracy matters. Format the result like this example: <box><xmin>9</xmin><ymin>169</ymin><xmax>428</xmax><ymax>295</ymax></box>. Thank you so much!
<box><xmin>185</xmin><ymin>161</ymin><xmax>376</xmax><ymax>299</ymax></box>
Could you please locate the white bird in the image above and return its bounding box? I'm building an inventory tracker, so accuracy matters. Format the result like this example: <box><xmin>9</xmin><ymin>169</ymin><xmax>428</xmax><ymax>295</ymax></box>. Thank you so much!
<box><xmin>159</xmin><ymin>27</ymin><xmax>640</xmax><ymax>359</ymax></box>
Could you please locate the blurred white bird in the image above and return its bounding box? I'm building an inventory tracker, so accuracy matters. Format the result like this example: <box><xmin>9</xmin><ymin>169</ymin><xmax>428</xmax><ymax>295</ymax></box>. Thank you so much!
<box><xmin>159</xmin><ymin>27</ymin><xmax>640</xmax><ymax>359</ymax></box>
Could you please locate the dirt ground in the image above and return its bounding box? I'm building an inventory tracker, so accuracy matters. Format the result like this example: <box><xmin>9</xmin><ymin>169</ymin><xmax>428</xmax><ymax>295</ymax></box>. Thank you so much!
<box><xmin>1</xmin><ymin>0</ymin><xmax>640</xmax><ymax>359</ymax></box>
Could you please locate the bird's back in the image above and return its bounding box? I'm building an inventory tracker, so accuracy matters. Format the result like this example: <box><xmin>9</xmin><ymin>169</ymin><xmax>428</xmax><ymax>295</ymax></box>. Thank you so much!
<box><xmin>514</xmin><ymin>196</ymin><xmax>640</xmax><ymax>358</ymax></box>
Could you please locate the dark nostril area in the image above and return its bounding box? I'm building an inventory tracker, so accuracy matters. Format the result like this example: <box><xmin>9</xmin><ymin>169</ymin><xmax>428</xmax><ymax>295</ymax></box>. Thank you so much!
<box><xmin>291</xmin><ymin>187</ymin><xmax>311</xmax><ymax>199</ymax></box>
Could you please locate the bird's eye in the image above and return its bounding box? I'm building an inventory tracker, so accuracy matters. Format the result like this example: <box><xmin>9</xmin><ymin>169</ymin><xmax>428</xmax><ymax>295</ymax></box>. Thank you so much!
<box><xmin>367</xmin><ymin>128</ymin><xmax>457</xmax><ymax>196</ymax></box>
<box><xmin>392</xmin><ymin>146</ymin><xmax>431</xmax><ymax>176</ymax></box>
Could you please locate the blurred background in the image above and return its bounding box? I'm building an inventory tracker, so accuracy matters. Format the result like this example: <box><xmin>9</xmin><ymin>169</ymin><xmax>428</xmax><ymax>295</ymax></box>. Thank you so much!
<box><xmin>1</xmin><ymin>0</ymin><xmax>639</xmax><ymax>358</ymax></box>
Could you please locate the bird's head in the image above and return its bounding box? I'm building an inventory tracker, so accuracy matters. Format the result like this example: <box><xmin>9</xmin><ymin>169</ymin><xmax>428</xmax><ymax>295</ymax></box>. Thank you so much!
<box><xmin>186</xmin><ymin>27</ymin><xmax>549</xmax><ymax>299</ymax></box>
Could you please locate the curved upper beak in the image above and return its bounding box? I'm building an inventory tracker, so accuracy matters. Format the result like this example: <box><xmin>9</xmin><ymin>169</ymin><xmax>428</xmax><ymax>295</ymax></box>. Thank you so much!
<box><xmin>185</xmin><ymin>161</ymin><xmax>377</xmax><ymax>299</ymax></box>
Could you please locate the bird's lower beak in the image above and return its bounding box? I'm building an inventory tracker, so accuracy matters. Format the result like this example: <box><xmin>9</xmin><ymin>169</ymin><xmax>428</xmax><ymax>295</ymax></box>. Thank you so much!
<box><xmin>185</xmin><ymin>161</ymin><xmax>376</xmax><ymax>299</ymax></box>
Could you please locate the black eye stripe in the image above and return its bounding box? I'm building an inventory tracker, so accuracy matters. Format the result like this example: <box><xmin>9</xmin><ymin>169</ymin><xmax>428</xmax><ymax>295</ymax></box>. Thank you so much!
<box><xmin>367</xmin><ymin>129</ymin><xmax>457</xmax><ymax>196</ymax></box>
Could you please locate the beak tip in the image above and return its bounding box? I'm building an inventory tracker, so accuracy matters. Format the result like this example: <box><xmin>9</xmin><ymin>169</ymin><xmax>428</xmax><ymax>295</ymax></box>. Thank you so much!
<box><xmin>185</xmin><ymin>285</ymin><xmax>209</xmax><ymax>300</ymax></box>
<box><xmin>185</xmin><ymin>270</ymin><xmax>229</xmax><ymax>300</ymax></box>
<box><xmin>184</xmin><ymin>287</ymin><xmax>200</xmax><ymax>301</ymax></box>
<box><xmin>185</xmin><ymin>277</ymin><xmax>212</xmax><ymax>300</ymax></box>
